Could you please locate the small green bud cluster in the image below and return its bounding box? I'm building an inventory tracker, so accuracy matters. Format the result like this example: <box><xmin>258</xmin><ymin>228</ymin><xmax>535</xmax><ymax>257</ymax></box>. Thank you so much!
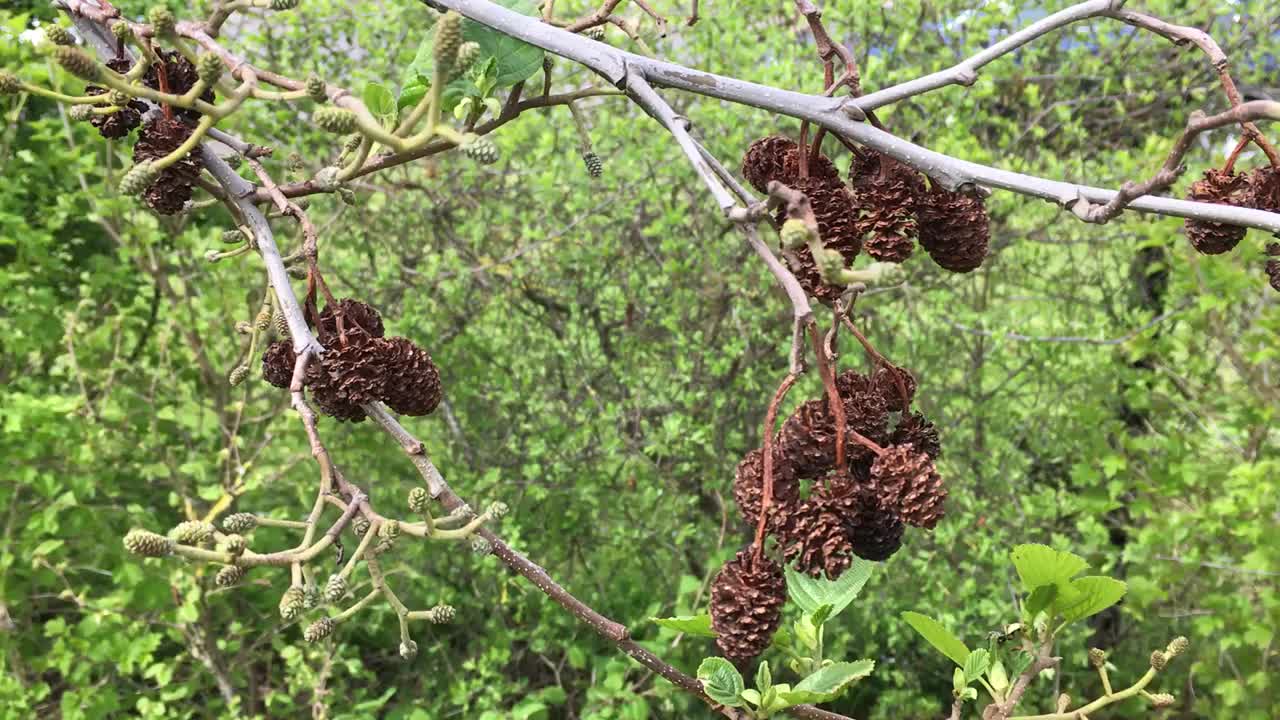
<box><xmin>582</xmin><ymin>151</ymin><xmax>604</xmax><ymax>178</ymax></box>
<box><xmin>408</xmin><ymin>487</ymin><xmax>430</xmax><ymax>514</ymax></box>
<box><xmin>352</xmin><ymin>515</ymin><xmax>371</xmax><ymax>538</ymax></box>
<box><xmin>279</xmin><ymin>586</ymin><xmax>306</xmax><ymax>621</ymax></box>
<box><xmin>219</xmin><ymin>533</ymin><xmax>246</xmax><ymax>556</ymax></box>
<box><xmin>487</xmin><ymin>501</ymin><xmax>509</xmax><ymax>520</ymax></box>
<box><xmin>197</xmin><ymin>54</ymin><xmax>224</xmax><ymax>84</ymax></box>
<box><xmin>1149</xmin><ymin>650</ymin><xmax>1167</xmax><ymax>671</ymax></box>
<box><xmin>303</xmin><ymin>617</ymin><xmax>335</xmax><ymax>642</ymax></box>
<box><xmin>432</xmin><ymin>12</ymin><xmax>464</xmax><ymax>73</ymax></box>
<box><xmin>228</xmin><ymin>365</ymin><xmax>250</xmax><ymax>387</ymax></box>
<box><xmin>110</xmin><ymin>21</ymin><xmax>133</xmax><ymax>42</ymax></box>
<box><xmin>379</xmin><ymin>519</ymin><xmax>401</xmax><ymax>540</ymax></box>
<box><xmin>271</xmin><ymin>0</ymin><xmax>300</xmax><ymax>10</ymax></box>
<box><xmin>215</xmin><ymin>565</ymin><xmax>246</xmax><ymax>587</ymax></box>
<box><xmin>306</xmin><ymin>74</ymin><xmax>327</xmax><ymax>103</ymax></box>
<box><xmin>119</xmin><ymin>162</ymin><xmax>159</xmax><ymax>196</ymax></box>
<box><xmin>170</xmin><ymin>520</ymin><xmax>216</xmax><ymax>545</ymax></box>
<box><xmin>780</xmin><ymin>219</ymin><xmax>812</xmax><ymax>250</ymax></box>
<box><xmin>337</xmin><ymin>187</ymin><xmax>356</xmax><ymax>205</ymax></box>
<box><xmin>1088</xmin><ymin>648</ymin><xmax>1107</xmax><ymax>669</ymax></box>
<box><xmin>584</xmin><ymin>26</ymin><xmax>606</xmax><ymax>42</ymax></box>
<box><xmin>147</xmin><ymin>7</ymin><xmax>176</xmax><ymax>36</ymax></box>
<box><xmin>302</xmin><ymin>584</ymin><xmax>321</xmax><ymax>610</ymax></box>
<box><xmin>222</xmin><ymin>512</ymin><xmax>258</xmax><ymax>534</ymax></box>
<box><xmin>313</xmin><ymin>107</ymin><xmax>357</xmax><ymax>134</ymax></box>
<box><xmin>273</xmin><ymin>311</ymin><xmax>290</xmax><ymax>338</ymax></box>
<box><xmin>1148</xmin><ymin>693</ymin><xmax>1176</xmax><ymax>709</ymax></box>
<box><xmin>287</xmin><ymin>264</ymin><xmax>309</xmax><ymax>280</ymax></box>
<box><xmin>235</xmin><ymin>321</ymin><xmax>254</xmax><ymax>335</ymax></box>
<box><xmin>313</xmin><ymin>165</ymin><xmax>341</xmax><ymax>191</ymax></box>
<box><xmin>461</xmin><ymin>135</ymin><xmax>499</xmax><ymax>165</ymax></box>
<box><xmin>323</xmin><ymin>574</ymin><xmax>347</xmax><ymax>603</ymax></box>
<box><xmin>124</xmin><ymin>529</ymin><xmax>174</xmax><ymax>557</ymax></box>
<box><xmin>470</xmin><ymin>535</ymin><xmax>491</xmax><ymax>555</ymax></box>
<box><xmin>1165</xmin><ymin>636</ymin><xmax>1189</xmax><ymax>658</ymax></box>
<box><xmin>106</xmin><ymin>89</ymin><xmax>131</xmax><ymax>106</ymax></box>
<box><xmin>54</xmin><ymin>46</ymin><xmax>100</xmax><ymax>81</ymax></box>
<box><xmin>45</xmin><ymin>25</ymin><xmax>76</xmax><ymax>47</ymax></box>
<box><xmin>454</xmin><ymin>42</ymin><xmax>481</xmax><ymax>75</ymax></box>
<box><xmin>0</xmin><ymin>72</ymin><xmax>22</xmax><ymax>95</ymax></box>
<box><xmin>69</xmin><ymin>104</ymin><xmax>95</xmax><ymax>122</ymax></box>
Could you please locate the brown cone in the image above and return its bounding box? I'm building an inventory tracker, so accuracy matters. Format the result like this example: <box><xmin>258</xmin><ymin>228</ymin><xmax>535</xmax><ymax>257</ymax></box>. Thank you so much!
<box><xmin>871</xmin><ymin>363</ymin><xmax>917</xmax><ymax>412</ymax></box>
<box><xmin>917</xmin><ymin>182</ymin><xmax>990</xmax><ymax>272</ymax></box>
<box><xmin>143</xmin><ymin>49</ymin><xmax>215</xmax><ymax>123</ymax></box>
<box><xmin>317</xmin><ymin>298</ymin><xmax>385</xmax><ymax>344</ymax></box>
<box><xmin>262</xmin><ymin>340</ymin><xmax>296</xmax><ymax>388</ymax></box>
<box><xmin>1246</xmin><ymin>165</ymin><xmax>1280</xmax><ymax>213</ymax></box>
<box><xmin>778</xmin><ymin>372</ymin><xmax>891</xmax><ymax>478</ymax></box>
<box><xmin>709</xmin><ymin>548</ymin><xmax>786</xmax><ymax>664</ymax></box>
<box><xmin>1183</xmin><ymin>169</ymin><xmax>1250</xmax><ymax>255</ymax></box>
<box><xmin>1266</xmin><ymin>243</ymin><xmax>1280</xmax><ymax>293</ymax></box>
<box><xmin>742</xmin><ymin>136</ymin><xmax>797</xmax><ymax>193</ymax></box>
<box><xmin>134</xmin><ymin>115</ymin><xmax>204</xmax><ymax>215</ymax></box>
<box><xmin>851</xmin><ymin>152</ymin><xmax>923</xmax><ymax>263</ymax></box>
<box><xmin>868</xmin><ymin>445</ymin><xmax>947</xmax><ymax>529</ymax></box>
<box><xmin>733</xmin><ymin>447</ymin><xmax>801</xmax><ymax>526</ymax></box>
<box><xmin>774</xmin><ymin>492</ymin><xmax>856</xmax><ymax>579</ymax></box>
<box><xmin>891</xmin><ymin>411</ymin><xmax>942</xmax><ymax>460</ymax></box>
<box><xmin>306</xmin><ymin>337</ymin><xmax>391</xmax><ymax>408</ymax></box>
<box><xmin>378</xmin><ymin>337</ymin><xmax>443</xmax><ymax>416</ymax></box>
<box><xmin>814</xmin><ymin>475</ymin><xmax>904</xmax><ymax>562</ymax></box>
<box><xmin>86</xmin><ymin>56</ymin><xmax>145</xmax><ymax>139</ymax></box>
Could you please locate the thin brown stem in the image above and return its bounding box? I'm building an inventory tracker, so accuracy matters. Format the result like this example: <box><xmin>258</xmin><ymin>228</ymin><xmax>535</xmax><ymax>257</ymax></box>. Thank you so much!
<box><xmin>753</xmin><ymin>373</ymin><xmax>799</xmax><ymax>562</ymax></box>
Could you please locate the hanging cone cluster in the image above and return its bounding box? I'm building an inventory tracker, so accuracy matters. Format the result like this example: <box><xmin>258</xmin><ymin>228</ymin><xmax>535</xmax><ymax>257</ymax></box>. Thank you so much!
<box><xmin>868</xmin><ymin>445</ymin><xmax>947</xmax><ymax>530</ymax></box>
<box><xmin>733</xmin><ymin>447</ymin><xmax>800</xmax><ymax>526</ymax></box>
<box><xmin>850</xmin><ymin>151</ymin><xmax>924</xmax><ymax>263</ymax></box>
<box><xmin>261</xmin><ymin>299</ymin><xmax>443</xmax><ymax>422</ymax></box>
<box><xmin>709</xmin><ymin>548</ymin><xmax>786</xmax><ymax>665</ymax></box>
<box><xmin>916</xmin><ymin>181</ymin><xmax>991</xmax><ymax>273</ymax></box>
<box><xmin>84</xmin><ymin>56</ymin><xmax>146</xmax><ymax>139</ymax></box>
<box><xmin>143</xmin><ymin>49</ymin><xmax>215</xmax><ymax>123</ymax></box>
<box><xmin>133</xmin><ymin>115</ymin><xmax>205</xmax><ymax>215</ymax></box>
<box><xmin>1183</xmin><ymin>169</ymin><xmax>1250</xmax><ymax>255</ymax></box>
<box><xmin>1247</xmin><ymin>166</ymin><xmax>1280</xmax><ymax>213</ymax></box>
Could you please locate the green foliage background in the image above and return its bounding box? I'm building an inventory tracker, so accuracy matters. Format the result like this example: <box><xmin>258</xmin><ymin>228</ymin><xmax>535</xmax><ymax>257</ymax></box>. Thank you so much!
<box><xmin>1</xmin><ymin>1</ymin><xmax>1277</xmax><ymax>718</ymax></box>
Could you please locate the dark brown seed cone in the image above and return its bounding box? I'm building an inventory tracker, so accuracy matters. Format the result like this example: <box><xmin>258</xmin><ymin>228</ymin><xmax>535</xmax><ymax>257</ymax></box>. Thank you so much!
<box><xmin>316</xmin><ymin>298</ymin><xmax>385</xmax><ymax>344</ymax></box>
<box><xmin>709</xmin><ymin>548</ymin><xmax>786</xmax><ymax>663</ymax></box>
<box><xmin>262</xmin><ymin>340</ymin><xmax>296</xmax><ymax>388</ymax></box>
<box><xmin>834</xmin><ymin>370</ymin><xmax>893</xmax><ymax>454</ymax></box>
<box><xmin>85</xmin><ymin>57</ymin><xmax>144</xmax><ymax>139</ymax></box>
<box><xmin>306</xmin><ymin>338</ymin><xmax>391</xmax><ymax>407</ymax></box>
<box><xmin>868</xmin><ymin>445</ymin><xmax>947</xmax><ymax>529</ymax></box>
<box><xmin>775</xmin><ymin>494</ymin><xmax>855</xmax><ymax>579</ymax></box>
<box><xmin>310</xmin><ymin>386</ymin><xmax>367</xmax><ymax>423</ymax></box>
<box><xmin>917</xmin><ymin>182</ymin><xmax>990</xmax><ymax>272</ymax></box>
<box><xmin>742</xmin><ymin>136</ymin><xmax>797</xmax><ymax>193</ymax></box>
<box><xmin>1266</xmin><ymin>260</ymin><xmax>1280</xmax><ymax>292</ymax></box>
<box><xmin>851</xmin><ymin>152</ymin><xmax>924</xmax><ymax>263</ymax></box>
<box><xmin>378</xmin><ymin>337</ymin><xmax>443</xmax><ymax>416</ymax></box>
<box><xmin>143</xmin><ymin>49</ymin><xmax>215</xmax><ymax>123</ymax></box>
<box><xmin>733</xmin><ymin>447</ymin><xmax>801</xmax><ymax>526</ymax></box>
<box><xmin>891</xmin><ymin>411</ymin><xmax>942</xmax><ymax>460</ymax></box>
<box><xmin>134</xmin><ymin>116</ymin><xmax>204</xmax><ymax>215</ymax></box>
<box><xmin>1246</xmin><ymin>166</ymin><xmax>1280</xmax><ymax>212</ymax></box>
<box><xmin>814</xmin><ymin>475</ymin><xmax>904</xmax><ymax>562</ymax></box>
<box><xmin>870</xmin><ymin>363</ymin><xmax>917</xmax><ymax>412</ymax></box>
<box><xmin>1183</xmin><ymin>169</ymin><xmax>1250</xmax><ymax>255</ymax></box>
<box><xmin>778</xmin><ymin>373</ymin><xmax>890</xmax><ymax>478</ymax></box>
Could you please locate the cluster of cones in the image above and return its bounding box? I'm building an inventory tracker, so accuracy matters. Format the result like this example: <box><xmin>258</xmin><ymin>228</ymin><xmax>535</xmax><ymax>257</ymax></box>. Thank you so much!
<box><xmin>710</xmin><ymin>363</ymin><xmax>946</xmax><ymax>664</ymax></box>
<box><xmin>742</xmin><ymin>136</ymin><xmax>990</xmax><ymax>303</ymax></box>
<box><xmin>262</xmin><ymin>299</ymin><xmax>443</xmax><ymax>423</ymax></box>
<box><xmin>81</xmin><ymin>50</ymin><xmax>213</xmax><ymax>214</ymax></box>
<box><xmin>1184</xmin><ymin>164</ymin><xmax>1280</xmax><ymax>291</ymax></box>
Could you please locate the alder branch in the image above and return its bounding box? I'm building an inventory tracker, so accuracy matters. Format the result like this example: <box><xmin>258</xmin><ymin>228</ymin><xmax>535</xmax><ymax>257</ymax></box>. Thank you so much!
<box><xmin>432</xmin><ymin>0</ymin><xmax>1280</xmax><ymax>234</ymax></box>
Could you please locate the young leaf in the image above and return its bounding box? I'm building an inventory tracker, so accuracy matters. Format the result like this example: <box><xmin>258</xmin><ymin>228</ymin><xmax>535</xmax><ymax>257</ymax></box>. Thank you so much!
<box><xmin>952</xmin><ymin>667</ymin><xmax>967</xmax><ymax>694</ymax></box>
<box><xmin>1007</xmin><ymin>651</ymin><xmax>1035</xmax><ymax>678</ymax></box>
<box><xmin>756</xmin><ymin>661</ymin><xmax>772</xmax><ymax>695</ymax></box>
<box><xmin>1022</xmin><ymin>584</ymin><xmax>1057</xmax><ymax>618</ymax></box>
<box><xmin>963</xmin><ymin>648</ymin><xmax>990</xmax><ymax>683</ymax></box>
<box><xmin>697</xmin><ymin>658</ymin><xmax>745</xmax><ymax>707</ymax></box>
<box><xmin>902</xmin><ymin>612</ymin><xmax>971</xmax><ymax>667</ymax></box>
<box><xmin>784</xmin><ymin>561</ymin><xmax>873</xmax><ymax>618</ymax></box>
<box><xmin>363</xmin><ymin>82</ymin><xmax>395</xmax><ymax>118</ymax></box>
<box><xmin>460</xmin><ymin>0</ymin><xmax>543</xmax><ymax>87</ymax></box>
<box><xmin>397</xmin><ymin>81</ymin><xmax>428</xmax><ymax>111</ymax></box>
<box><xmin>740</xmin><ymin>688</ymin><xmax>762</xmax><ymax>707</ymax></box>
<box><xmin>1010</xmin><ymin>544</ymin><xmax>1088</xmax><ymax>592</ymax></box>
<box><xmin>1053</xmin><ymin>576</ymin><xmax>1127</xmax><ymax>623</ymax></box>
<box><xmin>810</xmin><ymin>603</ymin><xmax>834</xmax><ymax>629</ymax></box>
<box><xmin>650</xmin><ymin>614</ymin><xmax>716</xmax><ymax>637</ymax></box>
<box><xmin>775</xmin><ymin>660</ymin><xmax>875</xmax><ymax>705</ymax></box>
<box><xmin>988</xmin><ymin>660</ymin><xmax>1010</xmax><ymax>694</ymax></box>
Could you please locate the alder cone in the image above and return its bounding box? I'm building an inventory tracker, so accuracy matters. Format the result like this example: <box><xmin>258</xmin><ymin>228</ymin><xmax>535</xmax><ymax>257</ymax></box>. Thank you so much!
<box><xmin>891</xmin><ymin>411</ymin><xmax>942</xmax><ymax>460</ymax></box>
<box><xmin>307</xmin><ymin>338</ymin><xmax>391</xmax><ymax>408</ymax></box>
<box><xmin>144</xmin><ymin>49</ymin><xmax>215</xmax><ymax>123</ymax></box>
<box><xmin>814</xmin><ymin>475</ymin><xmax>904</xmax><ymax>562</ymax></box>
<box><xmin>741</xmin><ymin>136</ymin><xmax>796</xmax><ymax>193</ymax></box>
<box><xmin>317</xmin><ymin>298</ymin><xmax>385</xmax><ymax>343</ymax></box>
<box><xmin>851</xmin><ymin>152</ymin><xmax>924</xmax><ymax>263</ymax></box>
<box><xmin>733</xmin><ymin>447</ymin><xmax>800</xmax><ymax>526</ymax></box>
<box><xmin>709</xmin><ymin>548</ymin><xmax>786</xmax><ymax>664</ymax></box>
<box><xmin>378</xmin><ymin>337</ymin><xmax>443</xmax><ymax>416</ymax></box>
<box><xmin>310</xmin><ymin>386</ymin><xmax>367</xmax><ymax>423</ymax></box>
<box><xmin>778</xmin><ymin>374</ymin><xmax>891</xmax><ymax>478</ymax></box>
<box><xmin>85</xmin><ymin>57</ymin><xmax>145</xmax><ymax>139</ymax></box>
<box><xmin>262</xmin><ymin>340</ymin><xmax>296</xmax><ymax>388</ymax></box>
<box><xmin>1183</xmin><ymin>169</ymin><xmax>1249</xmax><ymax>255</ymax></box>
<box><xmin>917</xmin><ymin>183</ymin><xmax>990</xmax><ymax>272</ymax></box>
<box><xmin>868</xmin><ymin>445</ymin><xmax>947</xmax><ymax>529</ymax></box>
<box><xmin>1266</xmin><ymin>243</ymin><xmax>1280</xmax><ymax>292</ymax></box>
<box><xmin>775</xmin><ymin>493</ymin><xmax>855</xmax><ymax>579</ymax></box>
<box><xmin>870</xmin><ymin>363</ymin><xmax>917</xmax><ymax>412</ymax></box>
<box><xmin>134</xmin><ymin>116</ymin><xmax>204</xmax><ymax>215</ymax></box>
<box><xmin>1246</xmin><ymin>166</ymin><xmax>1280</xmax><ymax>213</ymax></box>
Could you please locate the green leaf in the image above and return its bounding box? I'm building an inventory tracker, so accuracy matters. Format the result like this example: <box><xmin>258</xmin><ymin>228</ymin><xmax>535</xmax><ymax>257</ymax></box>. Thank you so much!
<box><xmin>1023</xmin><ymin>584</ymin><xmax>1057</xmax><ymax>618</ymax></box>
<box><xmin>397</xmin><ymin>81</ymin><xmax>428</xmax><ymax>111</ymax></box>
<box><xmin>756</xmin><ymin>661</ymin><xmax>772</xmax><ymax>694</ymax></box>
<box><xmin>785</xmin><ymin>561</ymin><xmax>873</xmax><ymax>618</ymax></box>
<box><xmin>740</xmin><ymin>688</ymin><xmax>762</xmax><ymax>707</ymax></box>
<box><xmin>1052</xmin><ymin>576</ymin><xmax>1127</xmax><ymax>623</ymax></box>
<box><xmin>651</xmin><ymin>614</ymin><xmax>715</xmax><ymax>637</ymax></box>
<box><xmin>461</xmin><ymin>0</ymin><xmax>544</xmax><ymax>86</ymax></box>
<box><xmin>953</xmin><ymin>667</ymin><xmax>967</xmax><ymax>694</ymax></box>
<box><xmin>697</xmin><ymin>657</ymin><xmax>745</xmax><ymax>707</ymax></box>
<box><xmin>810</xmin><ymin>604</ymin><xmax>834</xmax><ymax>628</ymax></box>
<box><xmin>902</xmin><ymin>612</ymin><xmax>970</xmax><ymax>667</ymax></box>
<box><xmin>776</xmin><ymin>660</ymin><xmax>875</xmax><ymax>705</ymax></box>
<box><xmin>963</xmin><ymin>649</ymin><xmax>990</xmax><ymax>683</ymax></box>
<box><xmin>988</xmin><ymin>660</ymin><xmax>1010</xmax><ymax>694</ymax></box>
<box><xmin>1010</xmin><ymin>544</ymin><xmax>1088</xmax><ymax>593</ymax></box>
<box><xmin>363</xmin><ymin>82</ymin><xmax>395</xmax><ymax>118</ymax></box>
<box><xmin>1007</xmin><ymin>651</ymin><xmax>1035</xmax><ymax>678</ymax></box>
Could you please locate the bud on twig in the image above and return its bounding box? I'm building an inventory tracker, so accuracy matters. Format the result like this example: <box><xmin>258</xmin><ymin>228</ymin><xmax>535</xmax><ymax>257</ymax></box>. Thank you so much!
<box><xmin>470</xmin><ymin>535</ymin><xmax>491</xmax><ymax>555</ymax></box>
<box><xmin>170</xmin><ymin>521</ymin><xmax>216</xmax><ymax>545</ymax></box>
<box><xmin>54</xmin><ymin>46</ymin><xmax>101</xmax><ymax>81</ymax></box>
<box><xmin>780</xmin><ymin>219</ymin><xmax>813</xmax><ymax>250</ymax></box>
<box><xmin>487</xmin><ymin>501</ymin><xmax>509</xmax><ymax>520</ymax></box>
<box><xmin>219</xmin><ymin>534</ymin><xmax>246</xmax><ymax>556</ymax></box>
<box><xmin>124</xmin><ymin>529</ymin><xmax>174</xmax><ymax>557</ymax></box>
<box><xmin>271</xmin><ymin>0</ymin><xmax>300</xmax><ymax>10</ymax></box>
<box><xmin>433</xmin><ymin>12</ymin><xmax>464</xmax><ymax>74</ymax></box>
<box><xmin>147</xmin><ymin>7</ymin><xmax>176</xmax><ymax>36</ymax></box>
<box><xmin>0</xmin><ymin>72</ymin><xmax>21</xmax><ymax>95</ymax></box>
<box><xmin>228</xmin><ymin>364</ymin><xmax>250</xmax><ymax>387</ymax></box>
<box><xmin>461</xmin><ymin>134</ymin><xmax>499</xmax><ymax>165</ymax></box>
<box><xmin>197</xmin><ymin>54</ymin><xmax>224</xmax><ymax>84</ymax></box>
<box><xmin>1088</xmin><ymin>648</ymin><xmax>1107</xmax><ymax>669</ymax></box>
<box><xmin>408</xmin><ymin>487</ymin><xmax>429</xmax><ymax>514</ymax></box>
<box><xmin>1149</xmin><ymin>693</ymin><xmax>1176</xmax><ymax>709</ymax></box>
<box><xmin>313</xmin><ymin>107</ymin><xmax>357</xmax><ymax>134</ymax></box>
<box><xmin>110</xmin><ymin>20</ymin><xmax>132</xmax><ymax>42</ymax></box>
<box><xmin>45</xmin><ymin>25</ymin><xmax>76</xmax><ymax>47</ymax></box>
<box><xmin>107</xmin><ymin>89</ymin><xmax>130</xmax><ymax>106</ymax></box>
<box><xmin>379</xmin><ymin>519</ymin><xmax>401</xmax><ymax>540</ymax></box>
<box><xmin>69</xmin><ymin>104</ymin><xmax>94</xmax><ymax>121</ymax></box>
<box><xmin>306</xmin><ymin>74</ymin><xmax>327</xmax><ymax>103</ymax></box>
<box><xmin>584</xmin><ymin>26</ymin><xmax>606</xmax><ymax>42</ymax></box>
<box><xmin>1166</xmin><ymin>636</ymin><xmax>1189</xmax><ymax>658</ymax></box>
<box><xmin>581</xmin><ymin>151</ymin><xmax>603</xmax><ymax>178</ymax></box>
<box><xmin>1150</xmin><ymin>650</ymin><xmax>1168</xmax><ymax>671</ymax></box>
<box><xmin>427</xmin><ymin>604</ymin><xmax>455</xmax><ymax>624</ymax></box>
<box><xmin>279</xmin><ymin>586</ymin><xmax>306</xmax><ymax>621</ymax></box>
<box><xmin>222</xmin><ymin>512</ymin><xmax>258</xmax><ymax>534</ymax></box>
<box><xmin>399</xmin><ymin>639</ymin><xmax>418</xmax><ymax>659</ymax></box>
<box><xmin>455</xmin><ymin>42</ymin><xmax>481</xmax><ymax>75</ymax></box>
<box><xmin>119</xmin><ymin>161</ymin><xmax>160</xmax><ymax>196</ymax></box>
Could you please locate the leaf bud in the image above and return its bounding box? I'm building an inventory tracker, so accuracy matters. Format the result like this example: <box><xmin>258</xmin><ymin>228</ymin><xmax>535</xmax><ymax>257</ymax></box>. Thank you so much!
<box><xmin>219</xmin><ymin>533</ymin><xmax>246</xmax><ymax>556</ymax></box>
<box><xmin>1088</xmin><ymin>648</ymin><xmax>1107</xmax><ymax>669</ymax></box>
<box><xmin>45</xmin><ymin>25</ymin><xmax>76</xmax><ymax>47</ymax></box>
<box><xmin>1150</xmin><ymin>650</ymin><xmax>1168</xmax><ymax>671</ymax></box>
<box><xmin>147</xmin><ymin>7</ymin><xmax>176</xmax><ymax>36</ymax></box>
<box><xmin>0</xmin><ymin>72</ymin><xmax>21</xmax><ymax>95</ymax></box>
<box><xmin>313</xmin><ymin>107</ymin><xmax>357</xmax><ymax>134</ymax></box>
<box><xmin>470</xmin><ymin>535</ymin><xmax>491</xmax><ymax>555</ymax></box>
<box><xmin>408</xmin><ymin>487</ymin><xmax>430</xmax><ymax>514</ymax></box>
<box><xmin>197</xmin><ymin>53</ymin><xmax>224</xmax><ymax>84</ymax></box>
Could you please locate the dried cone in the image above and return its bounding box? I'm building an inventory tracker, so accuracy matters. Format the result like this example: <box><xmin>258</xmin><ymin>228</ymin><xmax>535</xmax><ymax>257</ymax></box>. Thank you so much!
<box><xmin>1183</xmin><ymin>169</ymin><xmax>1250</xmax><ymax>255</ymax></box>
<box><xmin>262</xmin><ymin>340</ymin><xmax>297</xmax><ymax>388</ymax></box>
<box><xmin>870</xmin><ymin>363</ymin><xmax>917</xmax><ymax>413</ymax></box>
<box><xmin>891</xmin><ymin>411</ymin><xmax>942</xmax><ymax>460</ymax></box>
<box><xmin>306</xmin><ymin>337</ymin><xmax>392</xmax><ymax>408</ymax></box>
<box><xmin>709</xmin><ymin>548</ymin><xmax>786</xmax><ymax>664</ymax></box>
<box><xmin>378</xmin><ymin>337</ymin><xmax>443</xmax><ymax>416</ymax></box>
<box><xmin>143</xmin><ymin>49</ymin><xmax>215</xmax><ymax>123</ymax></box>
<box><xmin>868</xmin><ymin>445</ymin><xmax>947</xmax><ymax>529</ymax></box>
<box><xmin>778</xmin><ymin>372</ymin><xmax>890</xmax><ymax>478</ymax></box>
<box><xmin>316</xmin><ymin>298</ymin><xmax>385</xmax><ymax>344</ymax></box>
<box><xmin>850</xmin><ymin>151</ymin><xmax>924</xmax><ymax>263</ymax></box>
<box><xmin>85</xmin><ymin>56</ymin><xmax>145</xmax><ymax>139</ymax></box>
<box><xmin>814</xmin><ymin>474</ymin><xmax>904</xmax><ymax>562</ymax></box>
<box><xmin>1266</xmin><ymin>243</ymin><xmax>1280</xmax><ymax>293</ymax></box>
<box><xmin>917</xmin><ymin>181</ymin><xmax>990</xmax><ymax>272</ymax></box>
<box><xmin>1247</xmin><ymin>165</ymin><xmax>1280</xmax><ymax>213</ymax></box>
<box><xmin>741</xmin><ymin>136</ymin><xmax>796</xmax><ymax>193</ymax></box>
<box><xmin>733</xmin><ymin>447</ymin><xmax>800</xmax><ymax>526</ymax></box>
<box><xmin>774</xmin><ymin>489</ymin><xmax>857</xmax><ymax>579</ymax></box>
<box><xmin>133</xmin><ymin>115</ymin><xmax>204</xmax><ymax>215</ymax></box>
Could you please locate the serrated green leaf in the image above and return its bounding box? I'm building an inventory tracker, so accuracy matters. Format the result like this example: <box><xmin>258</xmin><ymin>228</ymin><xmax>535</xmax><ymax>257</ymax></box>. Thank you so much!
<box><xmin>784</xmin><ymin>561</ymin><xmax>873</xmax><ymax>618</ymax></box>
<box><xmin>461</xmin><ymin>0</ymin><xmax>544</xmax><ymax>86</ymax></box>
<box><xmin>756</xmin><ymin>661</ymin><xmax>772</xmax><ymax>694</ymax></box>
<box><xmin>1053</xmin><ymin>576</ymin><xmax>1127</xmax><ymax>623</ymax></box>
<box><xmin>363</xmin><ymin>82</ymin><xmax>395</xmax><ymax>118</ymax></box>
<box><xmin>650</xmin><ymin>614</ymin><xmax>715</xmax><ymax>637</ymax></box>
<box><xmin>697</xmin><ymin>657</ymin><xmax>745</xmax><ymax>707</ymax></box>
<box><xmin>775</xmin><ymin>660</ymin><xmax>874</xmax><ymax>705</ymax></box>
<box><xmin>963</xmin><ymin>648</ymin><xmax>990</xmax><ymax>683</ymax></box>
<box><xmin>1023</xmin><ymin>584</ymin><xmax>1057</xmax><ymax>618</ymax></box>
<box><xmin>902</xmin><ymin>612</ymin><xmax>970</xmax><ymax>667</ymax></box>
<box><xmin>810</xmin><ymin>604</ymin><xmax>834</xmax><ymax>628</ymax></box>
<box><xmin>1010</xmin><ymin>544</ymin><xmax>1088</xmax><ymax>593</ymax></box>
